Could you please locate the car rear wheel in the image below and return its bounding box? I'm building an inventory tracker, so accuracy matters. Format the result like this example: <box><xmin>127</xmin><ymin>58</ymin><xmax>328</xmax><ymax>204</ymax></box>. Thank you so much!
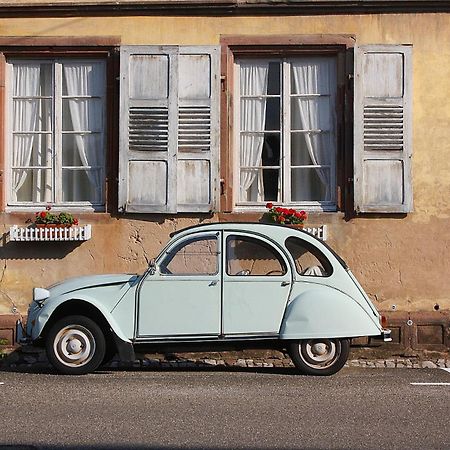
<box><xmin>46</xmin><ymin>315</ymin><xmax>106</xmax><ymax>375</ymax></box>
<box><xmin>289</xmin><ymin>338</ymin><xmax>350</xmax><ymax>376</ymax></box>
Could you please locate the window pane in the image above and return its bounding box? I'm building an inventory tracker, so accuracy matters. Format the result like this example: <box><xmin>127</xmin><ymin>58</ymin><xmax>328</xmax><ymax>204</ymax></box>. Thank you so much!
<box><xmin>13</xmin><ymin>63</ymin><xmax>52</xmax><ymax>97</ymax></box>
<box><xmin>11</xmin><ymin>168</ymin><xmax>52</xmax><ymax>202</ymax></box>
<box><xmin>62</xmin><ymin>62</ymin><xmax>105</xmax><ymax>97</ymax></box>
<box><xmin>12</xmin><ymin>134</ymin><xmax>52</xmax><ymax>168</ymax></box>
<box><xmin>62</xmin><ymin>98</ymin><xmax>103</xmax><ymax>132</ymax></box>
<box><xmin>285</xmin><ymin>237</ymin><xmax>332</xmax><ymax>276</ymax></box>
<box><xmin>161</xmin><ymin>238</ymin><xmax>218</xmax><ymax>275</ymax></box>
<box><xmin>240</xmin><ymin>168</ymin><xmax>280</xmax><ymax>202</ymax></box>
<box><xmin>290</xmin><ymin>57</ymin><xmax>335</xmax><ymax>96</ymax></box>
<box><xmin>265</xmin><ymin>97</ymin><xmax>280</xmax><ymax>131</ymax></box>
<box><xmin>291</xmin><ymin>97</ymin><xmax>332</xmax><ymax>131</ymax></box>
<box><xmin>267</xmin><ymin>62</ymin><xmax>281</xmax><ymax>95</ymax></box>
<box><xmin>13</xmin><ymin>99</ymin><xmax>52</xmax><ymax>132</ymax></box>
<box><xmin>226</xmin><ymin>236</ymin><xmax>286</xmax><ymax>276</ymax></box>
<box><xmin>291</xmin><ymin>167</ymin><xmax>330</xmax><ymax>201</ymax></box>
<box><xmin>62</xmin><ymin>134</ymin><xmax>103</xmax><ymax>167</ymax></box>
<box><xmin>240</xmin><ymin>99</ymin><xmax>267</xmax><ymax>131</ymax></box>
<box><xmin>291</xmin><ymin>132</ymin><xmax>332</xmax><ymax>167</ymax></box>
<box><xmin>62</xmin><ymin>168</ymin><xmax>102</xmax><ymax>203</ymax></box>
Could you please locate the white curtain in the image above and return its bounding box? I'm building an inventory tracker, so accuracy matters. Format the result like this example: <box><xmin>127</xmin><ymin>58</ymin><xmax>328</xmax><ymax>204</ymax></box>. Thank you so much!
<box><xmin>63</xmin><ymin>63</ymin><xmax>103</xmax><ymax>202</ymax></box>
<box><xmin>12</xmin><ymin>64</ymin><xmax>41</xmax><ymax>201</ymax></box>
<box><xmin>291</xmin><ymin>59</ymin><xmax>334</xmax><ymax>201</ymax></box>
<box><xmin>239</xmin><ymin>62</ymin><xmax>269</xmax><ymax>202</ymax></box>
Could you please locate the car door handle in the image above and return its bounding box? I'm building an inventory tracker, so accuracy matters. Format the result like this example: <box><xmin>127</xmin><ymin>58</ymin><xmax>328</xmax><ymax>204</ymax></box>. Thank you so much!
<box><xmin>281</xmin><ymin>281</ymin><xmax>290</xmax><ymax>287</ymax></box>
<box><xmin>209</xmin><ymin>280</ymin><xmax>219</xmax><ymax>286</ymax></box>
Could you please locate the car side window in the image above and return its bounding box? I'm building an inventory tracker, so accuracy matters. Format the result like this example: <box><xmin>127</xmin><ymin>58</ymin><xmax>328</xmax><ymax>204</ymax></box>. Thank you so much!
<box><xmin>226</xmin><ymin>236</ymin><xmax>287</xmax><ymax>276</ymax></box>
<box><xmin>285</xmin><ymin>237</ymin><xmax>333</xmax><ymax>277</ymax></box>
<box><xmin>160</xmin><ymin>237</ymin><xmax>218</xmax><ymax>275</ymax></box>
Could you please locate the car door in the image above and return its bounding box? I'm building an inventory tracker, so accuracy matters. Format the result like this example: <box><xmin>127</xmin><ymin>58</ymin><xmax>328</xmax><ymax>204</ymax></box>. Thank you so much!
<box><xmin>137</xmin><ymin>232</ymin><xmax>221</xmax><ymax>338</ymax></box>
<box><xmin>222</xmin><ymin>232</ymin><xmax>292</xmax><ymax>336</ymax></box>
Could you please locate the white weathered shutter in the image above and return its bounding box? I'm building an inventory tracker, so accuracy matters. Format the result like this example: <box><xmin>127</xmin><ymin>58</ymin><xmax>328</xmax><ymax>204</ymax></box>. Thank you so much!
<box><xmin>119</xmin><ymin>45</ymin><xmax>219</xmax><ymax>213</ymax></box>
<box><xmin>177</xmin><ymin>46</ymin><xmax>220</xmax><ymax>212</ymax></box>
<box><xmin>354</xmin><ymin>45</ymin><xmax>413</xmax><ymax>213</ymax></box>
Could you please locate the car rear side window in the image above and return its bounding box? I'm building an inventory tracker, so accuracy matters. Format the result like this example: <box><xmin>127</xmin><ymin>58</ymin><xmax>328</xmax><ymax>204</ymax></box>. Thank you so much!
<box><xmin>285</xmin><ymin>237</ymin><xmax>333</xmax><ymax>277</ymax></box>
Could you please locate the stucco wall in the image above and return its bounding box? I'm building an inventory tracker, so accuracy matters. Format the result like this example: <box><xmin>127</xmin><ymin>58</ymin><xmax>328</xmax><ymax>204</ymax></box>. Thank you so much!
<box><xmin>0</xmin><ymin>12</ymin><xmax>449</xmax><ymax>315</ymax></box>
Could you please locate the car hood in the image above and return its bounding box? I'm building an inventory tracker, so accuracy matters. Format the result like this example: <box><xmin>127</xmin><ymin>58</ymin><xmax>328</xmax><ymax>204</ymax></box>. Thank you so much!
<box><xmin>47</xmin><ymin>274</ymin><xmax>139</xmax><ymax>297</ymax></box>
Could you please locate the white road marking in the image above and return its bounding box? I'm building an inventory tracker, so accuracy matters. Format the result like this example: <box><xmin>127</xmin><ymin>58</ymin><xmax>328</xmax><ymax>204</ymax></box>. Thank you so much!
<box><xmin>0</xmin><ymin>382</ymin><xmax>4</xmax><ymax>385</ymax></box>
<box><xmin>410</xmin><ymin>382</ymin><xmax>450</xmax><ymax>386</ymax></box>
<box><xmin>441</xmin><ymin>368</ymin><xmax>450</xmax><ymax>374</ymax></box>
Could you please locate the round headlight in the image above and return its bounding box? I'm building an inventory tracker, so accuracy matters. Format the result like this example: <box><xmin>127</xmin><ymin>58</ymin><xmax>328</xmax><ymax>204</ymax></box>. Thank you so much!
<box><xmin>33</xmin><ymin>287</ymin><xmax>50</xmax><ymax>303</ymax></box>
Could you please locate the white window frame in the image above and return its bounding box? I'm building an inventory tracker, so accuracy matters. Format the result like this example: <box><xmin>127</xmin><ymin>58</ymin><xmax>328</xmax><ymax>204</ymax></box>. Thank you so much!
<box><xmin>232</xmin><ymin>56</ymin><xmax>338</xmax><ymax>212</ymax></box>
<box><xmin>5</xmin><ymin>57</ymin><xmax>107</xmax><ymax>211</ymax></box>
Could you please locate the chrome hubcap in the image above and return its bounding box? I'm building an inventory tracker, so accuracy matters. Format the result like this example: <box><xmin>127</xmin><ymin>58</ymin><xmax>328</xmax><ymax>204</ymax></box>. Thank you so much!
<box><xmin>300</xmin><ymin>339</ymin><xmax>340</xmax><ymax>369</ymax></box>
<box><xmin>53</xmin><ymin>325</ymin><xmax>95</xmax><ymax>367</ymax></box>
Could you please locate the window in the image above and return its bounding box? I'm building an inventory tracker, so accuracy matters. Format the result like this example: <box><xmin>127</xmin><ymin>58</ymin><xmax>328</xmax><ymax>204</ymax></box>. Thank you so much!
<box><xmin>226</xmin><ymin>235</ymin><xmax>286</xmax><ymax>276</ymax></box>
<box><xmin>7</xmin><ymin>59</ymin><xmax>106</xmax><ymax>207</ymax></box>
<box><xmin>160</xmin><ymin>236</ymin><xmax>219</xmax><ymax>275</ymax></box>
<box><xmin>285</xmin><ymin>237</ymin><xmax>332</xmax><ymax>277</ymax></box>
<box><xmin>234</xmin><ymin>56</ymin><xmax>337</xmax><ymax>211</ymax></box>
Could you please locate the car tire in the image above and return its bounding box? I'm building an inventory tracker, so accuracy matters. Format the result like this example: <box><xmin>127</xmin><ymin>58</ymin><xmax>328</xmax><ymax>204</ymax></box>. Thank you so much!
<box><xmin>288</xmin><ymin>338</ymin><xmax>350</xmax><ymax>376</ymax></box>
<box><xmin>46</xmin><ymin>315</ymin><xmax>106</xmax><ymax>375</ymax></box>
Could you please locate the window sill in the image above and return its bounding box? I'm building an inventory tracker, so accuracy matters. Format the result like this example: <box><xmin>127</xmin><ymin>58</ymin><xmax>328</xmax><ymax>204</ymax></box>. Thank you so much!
<box><xmin>9</xmin><ymin>225</ymin><xmax>92</xmax><ymax>242</ymax></box>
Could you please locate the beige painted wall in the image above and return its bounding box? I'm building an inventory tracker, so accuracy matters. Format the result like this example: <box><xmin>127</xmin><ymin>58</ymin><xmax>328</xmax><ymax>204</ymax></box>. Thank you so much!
<box><xmin>0</xmin><ymin>13</ymin><xmax>449</xmax><ymax>315</ymax></box>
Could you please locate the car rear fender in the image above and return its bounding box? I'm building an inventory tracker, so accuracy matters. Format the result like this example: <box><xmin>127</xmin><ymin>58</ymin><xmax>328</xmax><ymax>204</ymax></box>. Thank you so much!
<box><xmin>279</xmin><ymin>286</ymin><xmax>381</xmax><ymax>340</ymax></box>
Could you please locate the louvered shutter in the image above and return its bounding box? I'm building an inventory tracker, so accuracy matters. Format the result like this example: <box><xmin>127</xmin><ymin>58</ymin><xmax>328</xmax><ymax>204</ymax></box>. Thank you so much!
<box><xmin>119</xmin><ymin>46</ymin><xmax>219</xmax><ymax>213</ymax></box>
<box><xmin>177</xmin><ymin>46</ymin><xmax>220</xmax><ymax>212</ymax></box>
<box><xmin>354</xmin><ymin>45</ymin><xmax>413</xmax><ymax>213</ymax></box>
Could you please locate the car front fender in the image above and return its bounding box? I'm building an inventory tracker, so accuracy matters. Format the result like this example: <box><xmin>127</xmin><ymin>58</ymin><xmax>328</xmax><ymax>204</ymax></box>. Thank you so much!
<box><xmin>279</xmin><ymin>286</ymin><xmax>382</xmax><ymax>340</ymax></box>
<box><xmin>32</xmin><ymin>294</ymin><xmax>131</xmax><ymax>344</ymax></box>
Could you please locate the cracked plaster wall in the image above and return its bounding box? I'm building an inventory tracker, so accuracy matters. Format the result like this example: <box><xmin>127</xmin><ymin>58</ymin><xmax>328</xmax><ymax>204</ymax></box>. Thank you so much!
<box><xmin>1</xmin><ymin>215</ymin><xmax>449</xmax><ymax>315</ymax></box>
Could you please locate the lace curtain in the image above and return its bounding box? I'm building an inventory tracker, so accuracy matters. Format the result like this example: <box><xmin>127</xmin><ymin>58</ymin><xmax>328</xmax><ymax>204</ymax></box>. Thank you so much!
<box><xmin>291</xmin><ymin>59</ymin><xmax>335</xmax><ymax>201</ymax></box>
<box><xmin>63</xmin><ymin>62</ymin><xmax>104</xmax><ymax>203</ymax></box>
<box><xmin>239</xmin><ymin>62</ymin><xmax>269</xmax><ymax>202</ymax></box>
<box><xmin>12</xmin><ymin>64</ymin><xmax>41</xmax><ymax>201</ymax></box>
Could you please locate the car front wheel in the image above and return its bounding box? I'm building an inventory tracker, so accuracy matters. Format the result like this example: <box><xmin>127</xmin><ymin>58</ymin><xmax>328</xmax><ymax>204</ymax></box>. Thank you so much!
<box><xmin>289</xmin><ymin>338</ymin><xmax>350</xmax><ymax>376</ymax></box>
<box><xmin>46</xmin><ymin>315</ymin><xmax>106</xmax><ymax>375</ymax></box>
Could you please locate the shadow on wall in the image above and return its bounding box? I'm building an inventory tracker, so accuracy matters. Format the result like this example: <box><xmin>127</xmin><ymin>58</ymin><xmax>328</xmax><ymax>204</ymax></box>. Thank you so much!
<box><xmin>1</xmin><ymin>231</ymin><xmax>84</xmax><ymax>260</ymax></box>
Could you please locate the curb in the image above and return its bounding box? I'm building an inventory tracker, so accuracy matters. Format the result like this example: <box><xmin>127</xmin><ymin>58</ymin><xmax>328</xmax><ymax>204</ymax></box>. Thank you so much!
<box><xmin>1</xmin><ymin>347</ymin><xmax>449</xmax><ymax>370</ymax></box>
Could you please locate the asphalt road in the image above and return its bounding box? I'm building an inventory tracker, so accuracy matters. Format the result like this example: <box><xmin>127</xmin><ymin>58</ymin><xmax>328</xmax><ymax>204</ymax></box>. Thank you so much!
<box><xmin>0</xmin><ymin>367</ymin><xmax>449</xmax><ymax>450</ymax></box>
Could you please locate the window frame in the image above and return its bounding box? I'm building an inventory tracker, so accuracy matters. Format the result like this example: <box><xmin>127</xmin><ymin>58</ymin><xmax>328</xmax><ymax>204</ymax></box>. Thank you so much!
<box><xmin>219</xmin><ymin>35</ymin><xmax>354</xmax><ymax>215</ymax></box>
<box><xmin>5</xmin><ymin>57</ymin><xmax>107</xmax><ymax>209</ymax></box>
<box><xmin>0</xmin><ymin>40</ymin><xmax>119</xmax><ymax>213</ymax></box>
<box><xmin>233</xmin><ymin>56</ymin><xmax>338</xmax><ymax>211</ymax></box>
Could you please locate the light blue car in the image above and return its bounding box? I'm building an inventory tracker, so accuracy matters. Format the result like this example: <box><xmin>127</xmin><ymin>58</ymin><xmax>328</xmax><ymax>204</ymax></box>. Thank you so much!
<box><xmin>19</xmin><ymin>223</ymin><xmax>391</xmax><ymax>375</ymax></box>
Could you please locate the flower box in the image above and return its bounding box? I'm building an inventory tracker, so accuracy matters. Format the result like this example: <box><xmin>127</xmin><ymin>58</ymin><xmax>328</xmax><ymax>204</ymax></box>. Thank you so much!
<box><xmin>9</xmin><ymin>225</ymin><xmax>92</xmax><ymax>242</ymax></box>
<box><xmin>303</xmin><ymin>225</ymin><xmax>328</xmax><ymax>241</ymax></box>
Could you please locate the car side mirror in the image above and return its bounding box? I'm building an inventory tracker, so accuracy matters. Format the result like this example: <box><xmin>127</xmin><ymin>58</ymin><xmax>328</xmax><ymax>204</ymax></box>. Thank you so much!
<box><xmin>148</xmin><ymin>259</ymin><xmax>156</xmax><ymax>275</ymax></box>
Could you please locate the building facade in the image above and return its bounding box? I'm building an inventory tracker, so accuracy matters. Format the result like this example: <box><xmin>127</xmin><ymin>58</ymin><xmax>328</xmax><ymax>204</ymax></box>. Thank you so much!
<box><xmin>0</xmin><ymin>0</ymin><xmax>449</xmax><ymax>352</ymax></box>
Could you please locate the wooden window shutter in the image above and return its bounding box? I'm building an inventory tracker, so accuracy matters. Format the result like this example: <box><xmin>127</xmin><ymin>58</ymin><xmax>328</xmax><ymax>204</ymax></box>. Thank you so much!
<box><xmin>119</xmin><ymin>46</ymin><xmax>220</xmax><ymax>213</ymax></box>
<box><xmin>354</xmin><ymin>45</ymin><xmax>413</xmax><ymax>213</ymax></box>
<box><xmin>177</xmin><ymin>46</ymin><xmax>220</xmax><ymax>212</ymax></box>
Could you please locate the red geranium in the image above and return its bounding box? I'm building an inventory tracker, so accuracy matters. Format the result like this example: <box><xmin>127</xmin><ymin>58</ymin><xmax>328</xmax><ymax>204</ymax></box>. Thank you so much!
<box><xmin>266</xmin><ymin>203</ymin><xmax>308</xmax><ymax>225</ymax></box>
<box><xmin>34</xmin><ymin>205</ymin><xmax>79</xmax><ymax>226</ymax></box>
